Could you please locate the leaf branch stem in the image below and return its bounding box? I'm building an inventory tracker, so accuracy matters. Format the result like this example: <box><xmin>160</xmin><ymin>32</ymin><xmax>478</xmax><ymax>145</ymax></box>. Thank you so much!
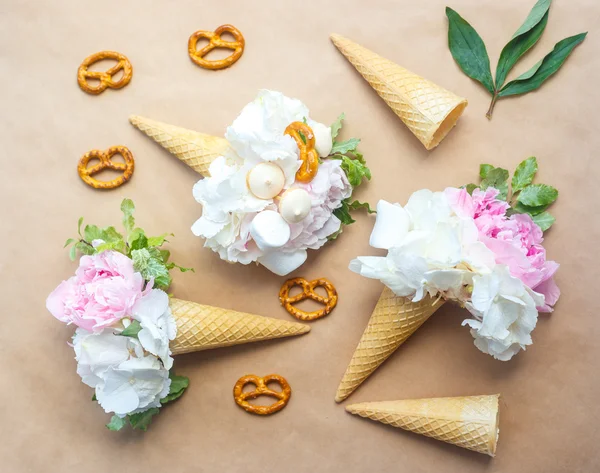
<box><xmin>486</xmin><ymin>93</ymin><xmax>499</xmax><ymax>119</ymax></box>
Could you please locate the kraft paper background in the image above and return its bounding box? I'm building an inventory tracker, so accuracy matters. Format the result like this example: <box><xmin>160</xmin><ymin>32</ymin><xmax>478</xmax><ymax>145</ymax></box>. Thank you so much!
<box><xmin>1</xmin><ymin>0</ymin><xmax>599</xmax><ymax>471</ymax></box>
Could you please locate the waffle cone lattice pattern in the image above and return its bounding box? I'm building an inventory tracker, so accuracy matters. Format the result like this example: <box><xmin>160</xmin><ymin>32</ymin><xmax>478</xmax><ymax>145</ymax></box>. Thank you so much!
<box><xmin>330</xmin><ymin>34</ymin><xmax>467</xmax><ymax>150</ymax></box>
<box><xmin>335</xmin><ymin>287</ymin><xmax>444</xmax><ymax>402</ymax></box>
<box><xmin>347</xmin><ymin>395</ymin><xmax>500</xmax><ymax>456</ymax></box>
<box><xmin>170</xmin><ymin>298</ymin><xmax>310</xmax><ymax>355</ymax></box>
<box><xmin>130</xmin><ymin>115</ymin><xmax>231</xmax><ymax>177</ymax></box>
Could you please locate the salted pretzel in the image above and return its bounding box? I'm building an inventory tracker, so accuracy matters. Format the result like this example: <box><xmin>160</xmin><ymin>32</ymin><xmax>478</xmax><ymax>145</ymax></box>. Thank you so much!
<box><xmin>77</xmin><ymin>51</ymin><xmax>133</xmax><ymax>95</ymax></box>
<box><xmin>77</xmin><ymin>146</ymin><xmax>135</xmax><ymax>189</ymax></box>
<box><xmin>188</xmin><ymin>24</ymin><xmax>245</xmax><ymax>70</ymax></box>
<box><xmin>233</xmin><ymin>374</ymin><xmax>291</xmax><ymax>415</ymax></box>
<box><xmin>284</xmin><ymin>122</ymin><xmax>320</xmax><ymax>183</ymax></box>
<box><xmin>279</xmin><ymin>277</ymin><xmax>338</xmax><ymax>321</ymax></box>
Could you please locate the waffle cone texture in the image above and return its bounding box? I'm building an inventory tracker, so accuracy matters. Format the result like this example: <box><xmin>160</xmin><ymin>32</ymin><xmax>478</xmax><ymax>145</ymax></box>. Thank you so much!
<box><xmin>346</xmin><ymin>395</ymin><xmax>500</xmax><ymax>456</ymax></box>
<box><xmin>169</xmin><ymin>298</ymin><xmax>310</xmax><ymax>355</ymax></box>
<box><xmin>335</xmin><ymin>287</ymin><xmax>445</xmax><ymax>402</ymax></box>
<box><xmin>129</xmin><ymin>115</ymin><xmax>231</xmax><ymax>177</ymax></box>
<box><xmin>330</xmin><ymin>34</ymin><xmax>467</xmax><ymax>150</ymax></box>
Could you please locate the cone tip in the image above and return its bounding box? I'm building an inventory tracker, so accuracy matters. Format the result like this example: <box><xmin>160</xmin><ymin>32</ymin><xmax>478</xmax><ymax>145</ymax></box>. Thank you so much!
<box><xmin>329</xmin><ymin>33</ymin><xmax>347</xmax><ymax>48</ymax></box>
<box><xmin>334</xmin><ymin>388</ymin><xmax>349</xmax><ymax>403</ymax></box>
<box><xmin>129</xmin><ymin>115</ymin><xmax>144</xmax><ymax>126</ymax></box>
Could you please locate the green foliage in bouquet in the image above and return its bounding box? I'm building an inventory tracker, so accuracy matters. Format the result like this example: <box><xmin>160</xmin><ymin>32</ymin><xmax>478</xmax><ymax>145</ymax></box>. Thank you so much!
<box><xmin>328</xmin><ymin>113</ymin><xmax>375</xmax><ymax>230</ymax></box>
<box><xmin>464</xmin><ymin>156</ymin><xmax>558</xmax><ymax>231</ymax></box>
<box><xmin>63</xmin><ymin>199</ymin><xmax>193</xmax><ymax>291</ymax></box>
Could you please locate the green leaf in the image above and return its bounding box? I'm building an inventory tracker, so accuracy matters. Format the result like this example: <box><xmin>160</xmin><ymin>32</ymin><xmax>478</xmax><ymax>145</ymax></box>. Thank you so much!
<box><xmin>121</xmin><ymin>199</ymin><xmax>135</xmax><ymax>234</ymax></box>
<box><xmin>334</xmin><ymin>155</ymin><xmax>371</xmax><ymax>187</ymax></box>
<box><xmin>69</xmin><ymin>245</ymin><xmax>77</xmax><ymax>261</ymax></box>
<box><xmin>77</xmin><ymin>217</ymin><xmax>84</xmax><ymax>237</ymax></box>
<box><xmin>513</xmin><ymin>201</ymin><xmax>548</xmax><ymax>216</ymax></box>
<box><xmin>480</xmin><ymin>167</ymin><xmax>509</xmax><ymax>200</ymax></box>
<box><xmin>479</xmin><ymin>164</ymin><xmax>494</xmax><ymax>179</ymax></box>
<box><xmin>106</xmin><ymin>415</ymin><xmax>127</xmax><ymax>431</ymax></box>
<box><xmin>298</xmin><ymin>130</ymin><xmax>307</xmax><ymax>145</ymax></box>
<box><xmin>499</xmin><ymin>33</ymin><xmax>587</xmax><ymax>97</ymax></box>
<box><xmin>92</xmin><ymin>393</ymin><xmax>97</xmax><ymax>401</ymax></box>
<box><xmin>446</xmin><ymin>7</ymin><xmax>495</xmax><ymax>94</ymax></box>
<box><xmin>83</xmin><ymin>224</ymin><xmax>104</xmax><ymax>242</ymax></box>
<box><xmin>159</xmin><ymin>249</ymin><xmax>171</xmax><ymax>264</ymax></box>
<box><xmin>166</xmin><ymin>262</ymin><xmax>194</xmax><ymax>273</ymax></box>
<box><xmin>330</xmin><ymin>113</ymin><xmax>345</xmax><ymax>141</ymax></box>
<box><xmin>331</xmin><ymin>138</ymin><xmax>360</xmax><ymax>154</ymax></box>
<box><xmin>130</xmin><ymin>233</ymin><xmax>148</xmax><ymax>251</ymax></box>
<box><xmin>127</xmin><ymin>408</ymin><xmax>160</xmax><ymax>431</ymax></box>
<box><xmin>495</xmin><ymin>0</ymin><xmax>551</xmax><ymax>89</ymax></box>
<box><xmin>63</xmin><ymin>238</ymin><xmax>75</xmax><ymax>248</ymax></box>
<box><xmin>333</xmin><ymin>200</ymin><xmax>355</xmax><ymax>225</ymax></box>
<box><xmin>517</xmin><ymin>183</ymin><xmax>558</xmax><ymax>206</ymax></box>
<box><xmin>75</xmin><ymin>241</ymin><xmax>95</xmax><ymax>256</ymax></box>
<box><xmin>511</xmin><ymin>157</ymin><xmax>538</xmax><ymax>192</ymax></box>
<box><xmin>132</xmin><ymin>248</ymin><xmax>171</xmax><ymax>290</ymax></box>
<box><xmin>532</xmin><ymin>211</ymin><xmax>555</xmax><ymax>231</ymax></box>
<box><xmin>347</xmin><ymin>200</ymin><xmax>376</xmax><ymax>214</ymax></box>
<box><xmin>147</xmin><ymin>234</ymin><xmax>172</xmax><ymax>247</ymax></box>
<box><xmin>464</xmin><ymin>183</ymin><xmax>478</xmax><ymax>195</ymax></box>
<box><xmin>161</xmin><ymin>374</ymin><xmax>190</xmax><ymax>404</ymax></box>
<box><xmin>120</xmin><ymin>320</ymin><xmax>142</xmax><ymax>338</ymax></box>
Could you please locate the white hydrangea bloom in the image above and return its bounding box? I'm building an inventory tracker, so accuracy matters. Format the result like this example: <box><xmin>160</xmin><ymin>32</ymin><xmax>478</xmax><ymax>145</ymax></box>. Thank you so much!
<box><xmin>463</xmin><ymin>265</ymin><xmax>545</xmax><ymax>361</ymax></box>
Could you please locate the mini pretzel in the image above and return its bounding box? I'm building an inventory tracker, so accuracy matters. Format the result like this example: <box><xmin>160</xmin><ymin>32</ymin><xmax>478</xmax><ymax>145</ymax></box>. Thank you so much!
<box><xmin>279</xmin><ymin>277</ymin><xmax>338</xmax><ymax>321</ymax></box>
<box><xmin>188</xmin><ymin>24</ymin><xmax>245</xmax><ymax>70</ymax></box>
<box><xmin>77</xmin><ymin>146</ymin><xmax>135</xmax><ymax>189</ymax></box>
<box><xmin>284</xmin><ymin>122</ymin><xmax>320</xmax><ymax>183</ymax></box>
<box><xmin>77</xmin><ymin>51</ymin><xmax>133</xmax><ymax>95</ymax></box>
<box><xmin>233</xmin><ymin>374</ymin><xmax>291</xmax><ymax>415</ymax></box>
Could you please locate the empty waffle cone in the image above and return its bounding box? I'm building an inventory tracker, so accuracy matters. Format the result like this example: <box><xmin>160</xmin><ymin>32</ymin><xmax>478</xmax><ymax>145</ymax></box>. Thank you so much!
<box><xmin>330</xmin><ymin>33</ymin><xmax>467</xmax><ymax>150</ymax></box>
<box><xmin>169</xmin><ymin>298</ymin><xmax>310</xmax><ymax>355</ymax></box>
<box><xmin>346</xmin><ymin>395</ymin><xmax>500</xmax><ymax>456</ymax></box>
<box><xmin>129</xmin><ymin>115</ymin><xmax>232</xmax><ymax>177</ymax></box>
<box><xmin>335</xmin><ymin>287</ymin><xmax>444</xmax><ymax>402</ymax></box>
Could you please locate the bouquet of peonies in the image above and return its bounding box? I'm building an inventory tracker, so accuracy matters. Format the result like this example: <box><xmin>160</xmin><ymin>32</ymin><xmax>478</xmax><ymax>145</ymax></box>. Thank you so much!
<box><xmin>130</xmin><ymin>90</ymin><xmax>372</xmax><ymax>276</ymax></box>
<box><xmin>47</xmin><ymin>200</ymin><xmax>310</xmax><ymax>430</ymax></box>
<box><xmin>336</xmin><ymin>158</ymin><xmax>559</xmax><ymax>401</ymax></box>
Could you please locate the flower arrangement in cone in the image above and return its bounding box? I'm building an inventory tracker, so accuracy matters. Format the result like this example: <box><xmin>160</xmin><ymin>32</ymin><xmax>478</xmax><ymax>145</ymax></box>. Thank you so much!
<box><xmin>47</xmin><ymin>200</ymin><xmax>309</xmax><ymax>430</ymax></box>
<box><xmin>131</xmin><ymin>90</ymin><xmax>372</xmax><ymax>276</ymax></box>
<box><xmin>337</xmin><ymin>158</ymin><xmax>559</xmax><ymax>402</ymax></box>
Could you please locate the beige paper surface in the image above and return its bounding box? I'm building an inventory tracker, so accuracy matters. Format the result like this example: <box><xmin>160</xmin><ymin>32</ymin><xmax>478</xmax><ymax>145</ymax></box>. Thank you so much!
<box><xmin>1</xmin><ymin>0</ymin><xmax>598</xmax><ymax>471</ymax></box>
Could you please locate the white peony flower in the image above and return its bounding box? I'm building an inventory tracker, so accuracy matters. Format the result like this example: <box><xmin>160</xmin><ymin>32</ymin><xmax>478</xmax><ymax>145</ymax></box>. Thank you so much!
<box><xmin>350</xmin><ymin>196</ymin><xmax>496</xmax><ymax>302</ymax></box>
<box><xmin>131</xmin><ymin>289</ymin><xmax>176</xmax><ymax>370</ymax></box>
<box><xmin>462</xmin><ymin>265</ymin><xmax>545</xmax><ymax>361</ymax></box>
<box><xmin>95</xmin><ymin>356</ymin><xmax>171</xmax><ymax>417</ymax></box>
<box><xmin>192</xmin><ymin>90</ymin><xmax>351</xmax><ymax>276</ymax></box>
<box><xmin>73</xmin><ymin>328</ymin><xmax>143</xmax><ymax>388</ymax></box>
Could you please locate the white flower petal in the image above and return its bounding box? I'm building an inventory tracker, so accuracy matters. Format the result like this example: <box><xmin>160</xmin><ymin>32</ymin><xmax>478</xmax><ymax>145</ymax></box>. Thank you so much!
<box><xmin>369</xmin><ymin>200</ymin><xmax>411</xmax><ymax>250</ymax></box>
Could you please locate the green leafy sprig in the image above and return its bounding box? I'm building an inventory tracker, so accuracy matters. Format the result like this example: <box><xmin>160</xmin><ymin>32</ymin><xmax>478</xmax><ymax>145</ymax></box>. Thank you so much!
<box><xmin>63</xmin><ymin>199</ymin><xmax>193</xmax><ymax>291</ymax></box>
<box><xmin>446</xmin><ymin>1</ymin><xmax>587</xmax><ymax>119</ymax></box>
<box><xmin>464</xmin><ymin>157</ymin><xmax>558</xmax><ymax>231</ymax></box>
<box><xmin>327</xmin><ymin>113</ymin><xmax>375</xmax><ymax>231</ymax></box>
<box><xmin>105</xmin><ymin>372</ymin><xmax>190</xmax><ymax>431</ymax></box>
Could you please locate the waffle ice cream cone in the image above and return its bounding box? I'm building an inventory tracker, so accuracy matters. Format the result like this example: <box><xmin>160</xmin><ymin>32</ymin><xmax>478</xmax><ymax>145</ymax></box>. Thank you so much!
<box><xmin>330</xmin><ymin>33</ymin><xmax>467</xmax><ymax>150</ymax></box>
<box><xmin>346</xmin><ymin>395</ymin><xmax>500</xmax><ymax>456</ymax></box>
<box><xmin>129</xmin><ymin>115</ymin><xmax>232</xmax><ymax>177</ymax></box>
<box><xmin>335</xmin><ymin>287</ymin><xmax>444</xmax><ymax>402</ymax></box>
<box><xmin>169</xmin><ymin>298</ymin><xmax>310</xmax><ymax>355</ymax></box>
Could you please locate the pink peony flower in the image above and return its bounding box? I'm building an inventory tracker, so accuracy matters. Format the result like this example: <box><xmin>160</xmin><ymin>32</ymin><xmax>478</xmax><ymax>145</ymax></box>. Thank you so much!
<box><xmin>284</xmin><ymin>159</ymin><xmax>352</xmax><ymax>251</ymax></box>
<box><xmin>47</xmin><ymin>251</ymin><xmax>146</xmax><ymax>331</ymax></box>
<box><xmin>445</xmin><ymin>187</ymin><xmax>559</xmax><ymax>311</ymax></box>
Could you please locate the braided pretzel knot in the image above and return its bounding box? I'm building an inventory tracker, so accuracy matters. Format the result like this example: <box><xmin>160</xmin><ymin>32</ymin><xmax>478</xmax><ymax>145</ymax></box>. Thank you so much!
<box><xmin>279</xmin><ymin>277</ymin><xmax>338</xmax><ymax>321</ymax></box>
<box><xmin>77</xmin><ymin>51</ymin><xmax>133</xmax><ymax>95</ymax></box>
<box><xmin>284</xmin><ymin>122</ymin><xmax>320</xmax><ymax>183</ymax></box>
<box><xmin>188</xmin><ymin>24</ymin><xmax>245</xmax><ymax>70</ymax></box>
<box><xmin>233</xmin><ymin>374</ymin><xmax>291</xmax><ymax>415</ymax></box>
<box><xmin>77</xmin><ymin>146</ymin><xmax>135</xmax><ymax>189</ymax></box>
